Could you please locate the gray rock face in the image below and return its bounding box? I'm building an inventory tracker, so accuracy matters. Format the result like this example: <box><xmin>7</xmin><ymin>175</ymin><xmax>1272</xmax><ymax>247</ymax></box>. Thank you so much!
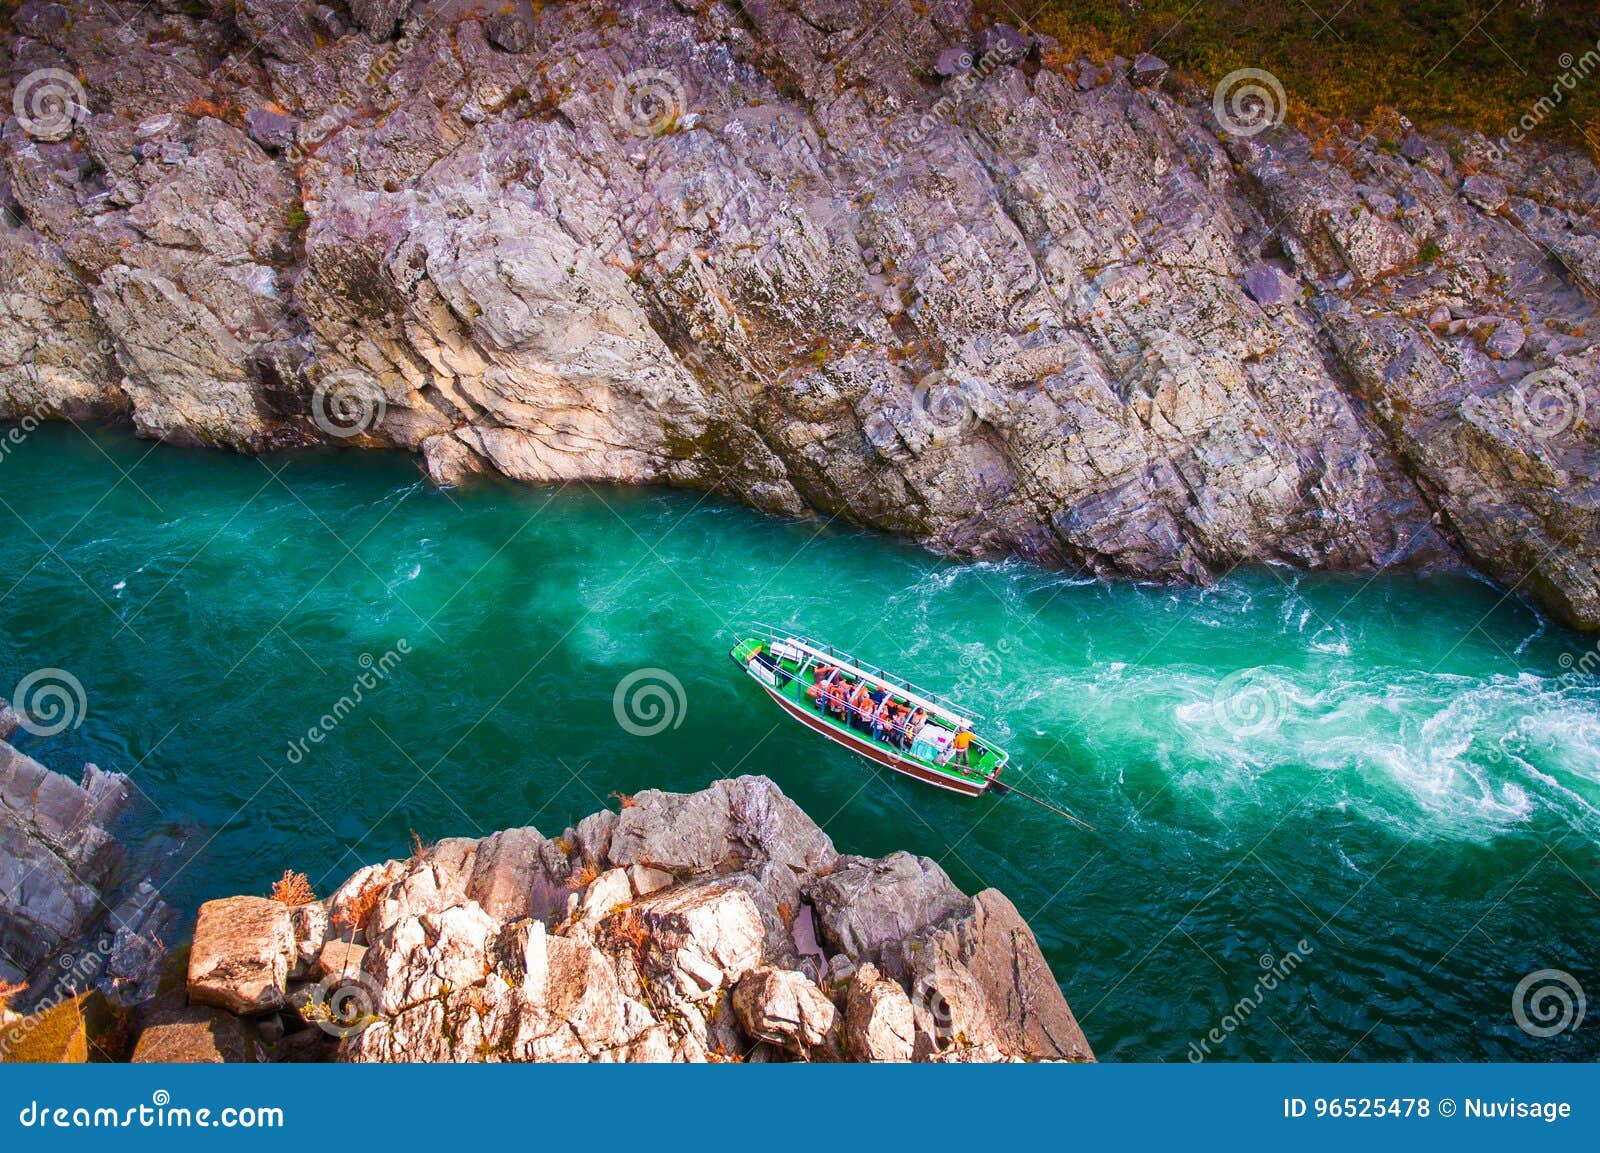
<box><xmin>608</xmin><ymin>775</ymin><xmax>839</xmax><ymax>879</ymax></box>
<box><xmin>2</xmin><ymin>1</ymin><xmax>1596</xmax><ymax>626</ymax></box>
<box><xmin>243</xmin><ymin>107</ymin><xmax>298</xmax><ymax>153</ymax></box>
<box><xmin>882</xmin><ymin>889</ymin><xmax>1094</xmax><ymax>1062</ymax></box>
<box><xmin>348</xmin><ymin>0</ymin><xmax>412</xmax><ymax>41</ymax></box>
<box><xmin>485</xmin><ymin>12</ymin><xmax>532</xmax><ymax>54</ymax></box>
<box><xmin>0</xmin><ymin>737</ymin><xmax>172</xmax><ymax>1009</ymax></box>
<box><xmin>138</xmin><ymin>776</ymin><xmax>1091</xmax><ymax>1063</ymax></box>
<box><xmin>1130</xmin><ymin>53</ymin><xmax>1168</xmax><ymax>87</ymax></box>
<box><xmin>806</xmin><ymin>851</ymin><xmax>968</xmax><ymax>962</ymax></box>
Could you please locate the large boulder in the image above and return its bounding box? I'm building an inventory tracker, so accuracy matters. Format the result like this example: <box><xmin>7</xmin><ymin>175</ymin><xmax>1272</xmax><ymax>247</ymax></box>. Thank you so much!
<box><xmin>805</xmin><ymin>852</ymin><xmax>968</xmax><ymax>961</ymax></box>
<box><xmin>361</xmin><ymin>901</ymin><xmax>500</xmax><ymax>1017</ymax></box>
<box><xmin>187</xmin><ymin>897</ymin><xmax>295</xmax><ymax>1015</ymax></box>
<box><xmin>632</xmin><ymin>883</ymin><xmax>766</xmax><ymax>1003</ymax></box>
<box><xmin>174</xmin><ymin>778</ymin><xmax>1092</xmax><ymax>1064</ymax></box>
<box><xmin>844</xmin><ymin>962</ymin><xmax>915</xmax><ymax>1061</ymax></box>
<box><xmin>608</xmin><ymin>777</ymin><xmax>838</xmax><ymax>880</ymax></box>
<box><xmin>731</xmin><ymin>967</ymin><xmax>840</xmax><ymax>1060</ymax></box>
<box><xmin>465</xmin><ymin>826</ymin><xmax>568</xmax><ymax>923</ymax></box>
<box><xmin>0</xmin><ymin>739</ymin><xmax>171</xmax><ymax>1006</ymax></box>
<box><xmin>881</xmin><ymin>890</ymin><xmax>1094</xmax><ymax>1062</ymax></box>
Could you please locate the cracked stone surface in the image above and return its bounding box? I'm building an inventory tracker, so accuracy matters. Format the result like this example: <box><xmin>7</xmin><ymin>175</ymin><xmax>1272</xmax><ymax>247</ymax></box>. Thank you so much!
<box><xmin>1</xmin><ymin>1</ymin><xmax>1596</xmax><ymax>626</ymax></box>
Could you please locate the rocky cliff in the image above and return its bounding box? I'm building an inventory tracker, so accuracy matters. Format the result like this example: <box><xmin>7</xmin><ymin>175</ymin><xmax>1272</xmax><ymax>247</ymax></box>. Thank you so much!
<box><xmin>0</xmin><ymin>729</ymin><xmax>173</xmax><ymax>1024</ymax></box>
<box><xmin>1</xmin><ymin>0</ymin><xmax>1597</xmax><ymax>626</ymax></box>
<box><xmin>159</xmin><ymin>776</ymin><xmax>1093</xmax><ymax>1062</ymax></box>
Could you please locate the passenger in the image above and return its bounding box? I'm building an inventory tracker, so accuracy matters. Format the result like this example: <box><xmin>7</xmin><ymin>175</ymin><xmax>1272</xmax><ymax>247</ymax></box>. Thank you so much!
<box><xmin>906</xmin><ymin>708</ymin><xmax>928</xmax><ymax>750</ymax></box>
<box><xmin>806</xmin><ymin>665</ymin><xmax>836</xmax><ymax>710</ymax></box>
<box><xmin>871</xmin><ymin>697</ymin><xmax>897</xmax><ymax>744</ymax></box>
<box><xmin>827</xmin><ymin>678</ymin><xmax>853</xmax><ymax>720</ymax></box>
<box><xmin>889</xmin><ymin>703</ymin><xmax>914</xmax><ymax>748</ymax></box>
<box><xmin>849</xmin><ymin>682</ymin><xmax>874</xmax><ymax>729</ymax></box>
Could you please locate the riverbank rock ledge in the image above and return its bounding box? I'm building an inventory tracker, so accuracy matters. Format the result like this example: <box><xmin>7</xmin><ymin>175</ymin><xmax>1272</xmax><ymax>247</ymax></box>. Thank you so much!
<box><xmin>0</xmin><ymin>736</ymin><xmax>174</xmax><ymax>1011</ymax></box>
<box><xmin>0</xmin><ymin>1</ymin><xmax>1597</xmax><ymax>628</ymax></box>
<box><xmin>175</xmin><ymin>776</ymin><xmax>1094</xmax><ymax>1063</ymax></box>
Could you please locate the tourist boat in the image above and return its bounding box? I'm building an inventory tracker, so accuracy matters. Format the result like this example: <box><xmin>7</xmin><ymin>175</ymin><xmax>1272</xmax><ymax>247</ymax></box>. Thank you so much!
<box><xmin>727</xmin><ymin>625</ymin><xmax>1007</xmax><ymax>796</ymax></box>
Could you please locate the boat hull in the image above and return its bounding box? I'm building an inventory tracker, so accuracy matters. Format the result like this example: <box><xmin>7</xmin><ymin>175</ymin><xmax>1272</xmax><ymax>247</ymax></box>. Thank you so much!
<box><xmin>761</xmin><ymin>683</ymin><xmax>990</xmax><ymax>797</ymax></box>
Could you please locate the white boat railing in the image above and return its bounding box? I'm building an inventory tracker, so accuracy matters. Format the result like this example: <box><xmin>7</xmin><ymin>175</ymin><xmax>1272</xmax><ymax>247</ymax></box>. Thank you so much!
<box><xmin>738</xmin><ymin>622</ymin><xmax>983</xmax><ymax>731</ymax></box>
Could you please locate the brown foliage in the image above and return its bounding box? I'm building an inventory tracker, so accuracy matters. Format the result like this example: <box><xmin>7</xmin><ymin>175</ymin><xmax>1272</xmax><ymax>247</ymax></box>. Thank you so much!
<box><xmin>183</xmin><ymin>96</ymin><xmax>232</xmax><ymax>122</ymax></box>
<box><xmin>333</xmin><ymin>878</ymin><xmax>385</xmax><ymax>933</ymax></box>
<box><xmin>609</xmin><ymin>790</ymin><xmax>637</xmax><ymax>809</ymax></box>
<box><xmin>598</xmin><ymin>909</ymin><xmax>651</xmax><ymax>967</ymax></box>
<box><xmin>269</xmin><ymin>870</ymin><xmax>315</xmax><ymax>906</ymax></box>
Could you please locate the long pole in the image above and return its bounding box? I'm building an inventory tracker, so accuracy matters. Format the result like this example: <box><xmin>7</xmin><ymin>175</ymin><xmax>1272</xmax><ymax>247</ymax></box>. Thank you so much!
<box><xmin>987</xmin><ymin>774</ymin><xmax>1097</xmax><ymax>831</ymax></box>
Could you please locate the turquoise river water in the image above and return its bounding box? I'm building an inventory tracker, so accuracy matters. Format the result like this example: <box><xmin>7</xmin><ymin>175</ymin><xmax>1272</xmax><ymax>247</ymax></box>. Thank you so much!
<box><xmin>2</xmin><ymin>424</ymin><xmax>1597</xmax><ymax>1061</ymax></box>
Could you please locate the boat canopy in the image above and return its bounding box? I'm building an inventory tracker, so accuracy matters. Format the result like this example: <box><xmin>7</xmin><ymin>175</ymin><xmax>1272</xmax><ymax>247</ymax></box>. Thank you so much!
<box><xmin>745</xmin><ymin>629</ymin><xmax>976</xmax><ymax>731</ymax></box>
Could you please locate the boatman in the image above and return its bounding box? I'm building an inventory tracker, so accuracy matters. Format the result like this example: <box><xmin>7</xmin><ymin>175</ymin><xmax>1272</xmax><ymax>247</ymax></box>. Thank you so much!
<box><xmin>952</xmin><ymin>725</ymin><xmax>975</xmax><ymax>766</ymax></box>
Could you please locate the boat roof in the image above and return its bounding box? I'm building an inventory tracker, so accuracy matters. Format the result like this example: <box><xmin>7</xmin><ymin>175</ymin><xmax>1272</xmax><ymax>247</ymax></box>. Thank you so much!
<box><xmin>742</xmin><ymin>625</ymin><xmax>977</xmax><ymax>730</ymax></box>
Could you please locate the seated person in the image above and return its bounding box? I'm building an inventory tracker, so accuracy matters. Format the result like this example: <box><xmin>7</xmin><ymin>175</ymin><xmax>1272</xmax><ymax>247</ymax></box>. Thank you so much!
<box><xmin>905</xmin><ymin>708</ymin><xmax>928</xmax><ymax>750</ymax></box>
<box><xmin>889</xmin><ymin>703</ymin><xmax>914</xmax><ymax>748</ymax></box>
<box><xmin>848</xmin><ymin>682</ymin><xmax>875</xmax><ymax>729</ymax></box>
<box><xmin>826</xmin><ymin>678</ymin><xmax>853</xmax><ymax>719</ymax></box>
<box><xmin>871</xmin><ymin>697</ymin><xmax>898</xmax><ymax>743</ymax></box>
<box><xmin>805</xmin><ymin>665</ymin><xmax>836</xmax><ymax>709</ymax></box>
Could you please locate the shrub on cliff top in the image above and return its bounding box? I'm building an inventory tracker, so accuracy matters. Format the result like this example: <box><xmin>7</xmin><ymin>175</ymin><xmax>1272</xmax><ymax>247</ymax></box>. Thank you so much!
<box><xmin>269</xmin><ymin>869</ymin><xmax>316</xmax><ymax>906</ymax></box>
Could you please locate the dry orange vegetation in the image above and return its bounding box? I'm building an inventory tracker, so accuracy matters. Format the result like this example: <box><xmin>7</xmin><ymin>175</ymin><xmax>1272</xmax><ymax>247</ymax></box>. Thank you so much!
<box><xmin>269</xmin><ymin>869</ymin><xmax>316</xmax><ymax>905</ymax></box>
<box><xmin>1023</xmin><ymin>0</ymin><xmax>1600</xmax><ymax>159</ymax></box>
